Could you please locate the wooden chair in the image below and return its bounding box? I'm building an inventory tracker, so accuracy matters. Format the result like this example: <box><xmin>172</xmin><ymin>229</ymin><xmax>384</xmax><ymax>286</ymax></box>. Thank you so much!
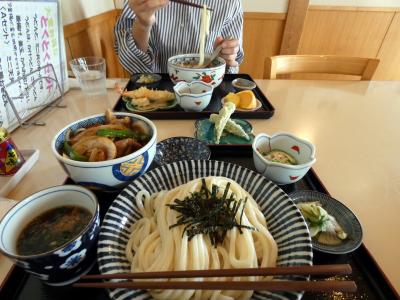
<box><xmin>264</xmin><ymin>55</ymin><xmax>380</xmax><ymax>80</ymax></box>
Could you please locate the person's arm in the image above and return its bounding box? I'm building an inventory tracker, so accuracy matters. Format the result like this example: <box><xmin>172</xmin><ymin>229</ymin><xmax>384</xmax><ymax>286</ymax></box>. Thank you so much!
<box><xmin>114</xmin><ymin>0</ymin><xmax>168</xmax><ymax>74</ymax></box>
<box><xmin>130</xmin><ymin>0</ymin><xmax>169</xmax><ymax>52</ymax></box>
<box><xmin>218</xmin><ymin>0</ymin><xmax>244</xmax><ymax>74</ymax></box>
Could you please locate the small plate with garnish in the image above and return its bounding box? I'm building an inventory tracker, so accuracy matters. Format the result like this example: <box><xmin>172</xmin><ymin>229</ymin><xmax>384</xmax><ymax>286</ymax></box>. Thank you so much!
<box><xmin>125</xmin><ymin>98</ymin><xmax>177</xmax><ymax>112</ymax></box>
<box><xmin>289</xmin><ymin>190</ymin><xmax>363</xmax><ymax>255</ymax></box>
<box><xmin>195</xmin><ymin>102</ymin><xmax>255</xmax><ymax>145</ymax></box>
<box><xmin>195</xmin><ymin>118</ymin><xmax>254</xmax><ymax>145</ymax></box>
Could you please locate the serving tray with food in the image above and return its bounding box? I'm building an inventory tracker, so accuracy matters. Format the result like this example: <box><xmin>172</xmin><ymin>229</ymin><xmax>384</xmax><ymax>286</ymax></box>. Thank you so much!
<box><xmin>0</xmin><ymin>143</ymin><xmax>397</xmax><ymax>300</ymax></box>
<box><xmin>113</xmin><ymin>74</ymin><xmax>275</xmax><ymax>120</ymax></box>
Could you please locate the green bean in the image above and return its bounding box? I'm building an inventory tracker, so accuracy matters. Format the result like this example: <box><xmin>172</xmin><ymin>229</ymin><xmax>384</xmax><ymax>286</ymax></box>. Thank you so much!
<box><xmin>96</xmin><ymin>129</ymin><xmax>148</xmax><ymax>141</ymax></box>
<box><xmin>63</xmin><ymin>141</ymin><xmax>88</xmax><ymax>161</ymax></box>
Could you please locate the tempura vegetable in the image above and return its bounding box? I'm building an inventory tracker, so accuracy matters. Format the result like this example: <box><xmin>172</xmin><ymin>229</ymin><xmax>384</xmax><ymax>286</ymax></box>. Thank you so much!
<box><xmin>209</xmin><ymin>114</ymin><xmax>249</xmax><ymax>140</ymax></box>
<box><xmin>213</xmin><ymin>102</ymin><xmax>236</xmax><ymax>144</ymax></box>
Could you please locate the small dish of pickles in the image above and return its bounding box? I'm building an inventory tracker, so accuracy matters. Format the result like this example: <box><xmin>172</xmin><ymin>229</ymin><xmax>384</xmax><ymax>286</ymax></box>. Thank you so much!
<box><xmin>130</xmin><ymin>73</ymin><xmax>162</xmax><ymax>89</ymax></box>
<box><xmin>252</xmin><ymin>132</ymin><xmax>316</xmax><ymax>185</ymax></box>
<box><xmin>290</xmin><ymin>190</ymin><xmax>363</xmax><ymax>254</ymax></box>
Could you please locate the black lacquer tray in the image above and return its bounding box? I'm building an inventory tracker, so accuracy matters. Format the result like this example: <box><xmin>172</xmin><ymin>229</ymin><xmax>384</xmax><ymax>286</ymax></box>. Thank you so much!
<box><xmin>0</xmin><ymin>146</ymin><xmax>398</xmax><ymax>300</ymax></box>
<box><xmin>113</xmin><ymin>74</ymin><xmax>275</xmax><ymax>119</ymax></box>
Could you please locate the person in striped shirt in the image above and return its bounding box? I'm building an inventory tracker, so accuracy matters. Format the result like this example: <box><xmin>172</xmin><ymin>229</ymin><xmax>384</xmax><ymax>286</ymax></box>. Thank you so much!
<box><xmin>114</xmin><ymin>0</ymin><xmax>244</xmax><ymax>74</ymax></box>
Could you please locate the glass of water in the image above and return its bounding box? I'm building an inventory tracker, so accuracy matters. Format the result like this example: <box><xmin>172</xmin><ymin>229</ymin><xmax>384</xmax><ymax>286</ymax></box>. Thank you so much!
<box><xmin>70</xmin><ymin>57</ymin><xmax>106</xmax><ymax>96</ymax></box>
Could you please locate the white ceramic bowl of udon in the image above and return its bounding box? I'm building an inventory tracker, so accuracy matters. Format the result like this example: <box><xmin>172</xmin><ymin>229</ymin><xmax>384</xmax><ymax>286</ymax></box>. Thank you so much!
<box><xmin>98</xmin><ymin>160</ymin><xmax>312</xmax><ymax>300</ymax></box>
<box><xmin>51</xmin><ymin>112</ymin><xmax>157</xmax><ymax>191</ymax></box>
<box><xmin>168</xmin><ymin>54</ymin><xmax>226</xmax><ymax>88</ymax></box>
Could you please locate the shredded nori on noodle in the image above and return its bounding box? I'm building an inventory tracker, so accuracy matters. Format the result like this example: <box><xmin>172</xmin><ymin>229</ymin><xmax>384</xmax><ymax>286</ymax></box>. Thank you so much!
<box><xmin>167</xmin><ymin>179</ymin><xmax>255</xmax><ymax>247</ymax></box>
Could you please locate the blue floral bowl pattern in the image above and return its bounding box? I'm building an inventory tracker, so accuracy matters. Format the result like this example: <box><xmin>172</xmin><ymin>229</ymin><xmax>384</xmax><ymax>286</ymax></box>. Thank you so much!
<box><xmin>51</xmin><ymin>112</ymin><xmax>157</xmax><ymax>191</ymax></box>
<box><xmin>0</xmin><ymin>185</ymin><xmax>100</xmax><ymax>286</ymax></box>
<box><xmin>155</xmin><ymin>137</ymin><xmax>211</xmax><ymax>166</ymax></box>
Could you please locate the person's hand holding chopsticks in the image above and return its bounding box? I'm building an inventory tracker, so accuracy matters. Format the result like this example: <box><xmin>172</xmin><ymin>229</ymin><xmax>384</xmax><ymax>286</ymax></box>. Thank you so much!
<box><xmin>214</xmin><ymin>36</ymin><xmax>240</xmax><ymax>67</ymax></box>
<box><xmin>129</xmin><ymin>0</ymin><xmax>169</xmax><ymax>27</ymax></box>
<box><xmin>129</xmin><ymin>0</ymin><xmax>170</xmax><ymax>52</ymax></box>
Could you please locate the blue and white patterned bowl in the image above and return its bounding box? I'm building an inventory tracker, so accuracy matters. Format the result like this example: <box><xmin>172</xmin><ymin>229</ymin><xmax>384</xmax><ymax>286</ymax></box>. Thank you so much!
<box><xmin>155</xmin><ymin>137</ymin><xmax>211</xmax><ymax>166</ymax></box>
<box><xmin>51</xmin><ymin>112</ymin><xmax>157</xmax><ymax>191</ymax></box>
<box><xmin>98</xmin><ymin>160</ymin><xmax>313</xmax><ymax>300</ymax></box>
<box><xmin>290</xmin><ymin>190</ymin><xmax>363</xmax><ymax>255</ymax></box>
<box><xmin>0</xmin><ymin>185</ymin><xmax>100</xmax><ymax>286</ymax></box>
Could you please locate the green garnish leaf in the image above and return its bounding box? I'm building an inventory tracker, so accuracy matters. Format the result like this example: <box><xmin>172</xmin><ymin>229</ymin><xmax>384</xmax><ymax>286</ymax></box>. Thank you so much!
<box><xmin>167</xmin><ymin>180</ymin><xmax>255</xmax><ymax>247</ymax></box>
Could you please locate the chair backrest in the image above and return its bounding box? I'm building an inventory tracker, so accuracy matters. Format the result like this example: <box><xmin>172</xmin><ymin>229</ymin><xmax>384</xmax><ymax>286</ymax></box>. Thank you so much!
<box><xmin>264</xmin><ymin>55</ymin><xmax>380</xmax><ymax>80</ymax></box>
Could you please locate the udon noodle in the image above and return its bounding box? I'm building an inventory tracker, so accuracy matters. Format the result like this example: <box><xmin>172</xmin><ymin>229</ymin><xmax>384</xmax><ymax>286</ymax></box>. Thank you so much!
<box><xmin>126</xmin><ymin>176</ymin><xmax>278</xmax><ymax>300</ymax></box>
<box><xmin>198</xmin><ymin>4</ymin><xmax>211</xmax><ymax>67</ymax></box>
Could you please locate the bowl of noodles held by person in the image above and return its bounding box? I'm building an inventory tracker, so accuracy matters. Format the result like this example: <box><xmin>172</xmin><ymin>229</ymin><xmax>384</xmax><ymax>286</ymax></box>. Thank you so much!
<box><xmin>98</xmin><ymin>160</ymin><xmax>312</xmax><ymax>300</ymax></box>
<box><xmin>252</xmin><ymin>132</ymin><xmax>316</xmax><ymax>185</ymax></box>
<box><xmin>51</xmin><ymin>110</ymin><xmax>157</xmax><ymax>191</ymax></box>
<box><xmin>168</xmin><ymin>54</ymin><xmax>226</xmax><ymax>88</ymax></box>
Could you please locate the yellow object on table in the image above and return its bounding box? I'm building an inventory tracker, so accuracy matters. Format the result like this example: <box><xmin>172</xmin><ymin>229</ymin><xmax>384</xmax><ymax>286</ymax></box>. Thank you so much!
<box><xmin>224</xmin><ymin>92</ymin><xmax>240</xmax><ymax>106</ymax></box>
<box><xmin>236</xmin><ymin>90</ymin><xmax>257</xmax><ymax>109</ymax></box>
<box><xmin>223</xmin><ymin>91</ymin><xmax>257</xmax><ymax>109</ymax></box>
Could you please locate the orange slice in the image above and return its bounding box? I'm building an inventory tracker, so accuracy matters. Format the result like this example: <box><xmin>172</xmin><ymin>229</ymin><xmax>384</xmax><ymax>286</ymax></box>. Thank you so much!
<box><xmin>237</xmin><ymin>90</ymin><xmax>256</xmax><ymax>109</ymax></box>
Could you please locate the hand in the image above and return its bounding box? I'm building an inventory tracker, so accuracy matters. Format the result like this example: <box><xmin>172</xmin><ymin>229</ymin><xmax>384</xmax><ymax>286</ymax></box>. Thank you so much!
<box><xmin>214</xmin><ymin>36</ymin><xmax>240</xmax><ymax>67</ymax></box>
<box><xmin>129</xmin><ymin>0</ymin><xmax>169</xmax><ymax>28</ymax></box>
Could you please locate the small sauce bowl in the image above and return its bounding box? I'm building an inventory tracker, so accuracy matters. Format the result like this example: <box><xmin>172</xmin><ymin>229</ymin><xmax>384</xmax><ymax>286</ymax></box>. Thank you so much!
<box><xmin>232</xmin><ymin>78</ymin><xmax>257</xmax><ymax>91</ymax></box>
<box><xmin>173</xmin><ymin>81</ymin><xmax>214</xmax><ymax>112</ymax></box>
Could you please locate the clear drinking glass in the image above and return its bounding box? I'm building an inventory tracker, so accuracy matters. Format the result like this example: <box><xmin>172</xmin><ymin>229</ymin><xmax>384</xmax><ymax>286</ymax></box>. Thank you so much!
<box><xmin>69</xmin><ymin>57</ymin><xmax>106</xmax><ymax>96</ymax></box>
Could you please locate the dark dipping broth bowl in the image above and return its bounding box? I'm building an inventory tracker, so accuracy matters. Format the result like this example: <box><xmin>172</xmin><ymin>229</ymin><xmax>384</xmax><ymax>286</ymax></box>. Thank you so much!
<box><xmin>0</xmin><ymin>185</ymin><xmax>100</xmax><ymax>286</ymax></box>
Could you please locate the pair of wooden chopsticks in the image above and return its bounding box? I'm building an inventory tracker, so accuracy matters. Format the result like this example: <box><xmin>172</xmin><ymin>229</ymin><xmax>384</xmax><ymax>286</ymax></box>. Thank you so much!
<box><xmin>74</xmin><ymin>264</ymin><xmax>357</xmax><ymax>292</ymax></box>
<box><xmin>170</xmin><ymin>0</ymin><xmax>214</xmax><ymax>11</ymax></box>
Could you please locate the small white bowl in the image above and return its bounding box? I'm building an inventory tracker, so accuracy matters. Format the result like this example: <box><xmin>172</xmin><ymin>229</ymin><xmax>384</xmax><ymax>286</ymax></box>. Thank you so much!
<box><xmin>252</xmin><ymin>132</ymin><xmax>316</xmax><ymax>185</ymax></box>
<box><xmin>168</xmin><ymin>54</ymin><xmax>226</xmax><ymax>88</ymax></box>
<box><xmin>173</xmin><ymin>81</ymin><xmax>213</xmax><ymax>112</ymax></box>
<box><xmin>51</xmin><ymin>112</ymin><xmax>157</xmax><ymax>190</ymax></box>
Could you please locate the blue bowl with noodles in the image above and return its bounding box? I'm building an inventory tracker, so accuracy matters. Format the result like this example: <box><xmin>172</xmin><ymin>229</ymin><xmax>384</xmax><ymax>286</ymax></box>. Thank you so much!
<box><xmin>51</xmin><ymin>112</ymin><xmax>157</xmax><ymax>191</ymax></box>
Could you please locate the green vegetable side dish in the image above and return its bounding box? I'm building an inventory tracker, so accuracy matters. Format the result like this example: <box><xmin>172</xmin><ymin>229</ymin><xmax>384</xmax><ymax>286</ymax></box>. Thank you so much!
<box><xmin>297</xmin><ymin>201</ymin><xmax>348</xmax><ymax>245</ymax></box>
<box><xmin>63</xmin><ymin>141</ymin><xmax>88</xmax><ymax>162</ymax></box>
<box><xmin>167</xmin><ymin>179</ymin><xmax>255</xmax><ymax>247</ymax></box>
<box><xmin>260</xmin><ymin>149</ymin><xmax>297</xmax><ymax>165</ymax></box>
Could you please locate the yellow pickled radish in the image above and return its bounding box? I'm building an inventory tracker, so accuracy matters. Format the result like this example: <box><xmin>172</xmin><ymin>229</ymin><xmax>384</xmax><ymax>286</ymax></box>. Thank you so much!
<box><xmin>223</xmin><ymin>92</ymin><xmax>240</xmax><ymax>106</ymax></box>
<box><xmin>237</xmin><ymin>90</ymin><xmax>256</xmax><ymax>109</ymax></box>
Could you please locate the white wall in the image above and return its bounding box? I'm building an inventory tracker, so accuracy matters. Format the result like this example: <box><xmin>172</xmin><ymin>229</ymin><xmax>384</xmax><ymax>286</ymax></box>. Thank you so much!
<box><xmin>61</xmin><ymin>0</ymin><xmax>115</xmax><ymax>25</ymax></box>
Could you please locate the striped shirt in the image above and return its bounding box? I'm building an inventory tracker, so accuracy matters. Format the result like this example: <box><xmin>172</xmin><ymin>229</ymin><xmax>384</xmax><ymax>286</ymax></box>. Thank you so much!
<box><xmin>114</xmin><ymin>0</ymin><xmax>244</xmax><ymax>74</ymax></box>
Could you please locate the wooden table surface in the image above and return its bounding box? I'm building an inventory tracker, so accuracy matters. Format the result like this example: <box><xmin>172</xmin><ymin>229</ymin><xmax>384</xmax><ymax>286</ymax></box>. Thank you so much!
<box><xmin>1</xmin><ymin>79</ymin><xmax>400</xmax><ymax>294</ymax></box>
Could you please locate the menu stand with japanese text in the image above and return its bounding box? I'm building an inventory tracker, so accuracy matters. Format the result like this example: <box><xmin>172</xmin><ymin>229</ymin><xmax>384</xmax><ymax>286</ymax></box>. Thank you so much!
<box><xmin>0</xmin><ymin>0</ymin><xmax>68</xmax><ymax>131</ymax></box>
<box><xmin>1</xmin><ymin>63</ymin><xmax>65</xmax><ymax>128</ymax></box>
